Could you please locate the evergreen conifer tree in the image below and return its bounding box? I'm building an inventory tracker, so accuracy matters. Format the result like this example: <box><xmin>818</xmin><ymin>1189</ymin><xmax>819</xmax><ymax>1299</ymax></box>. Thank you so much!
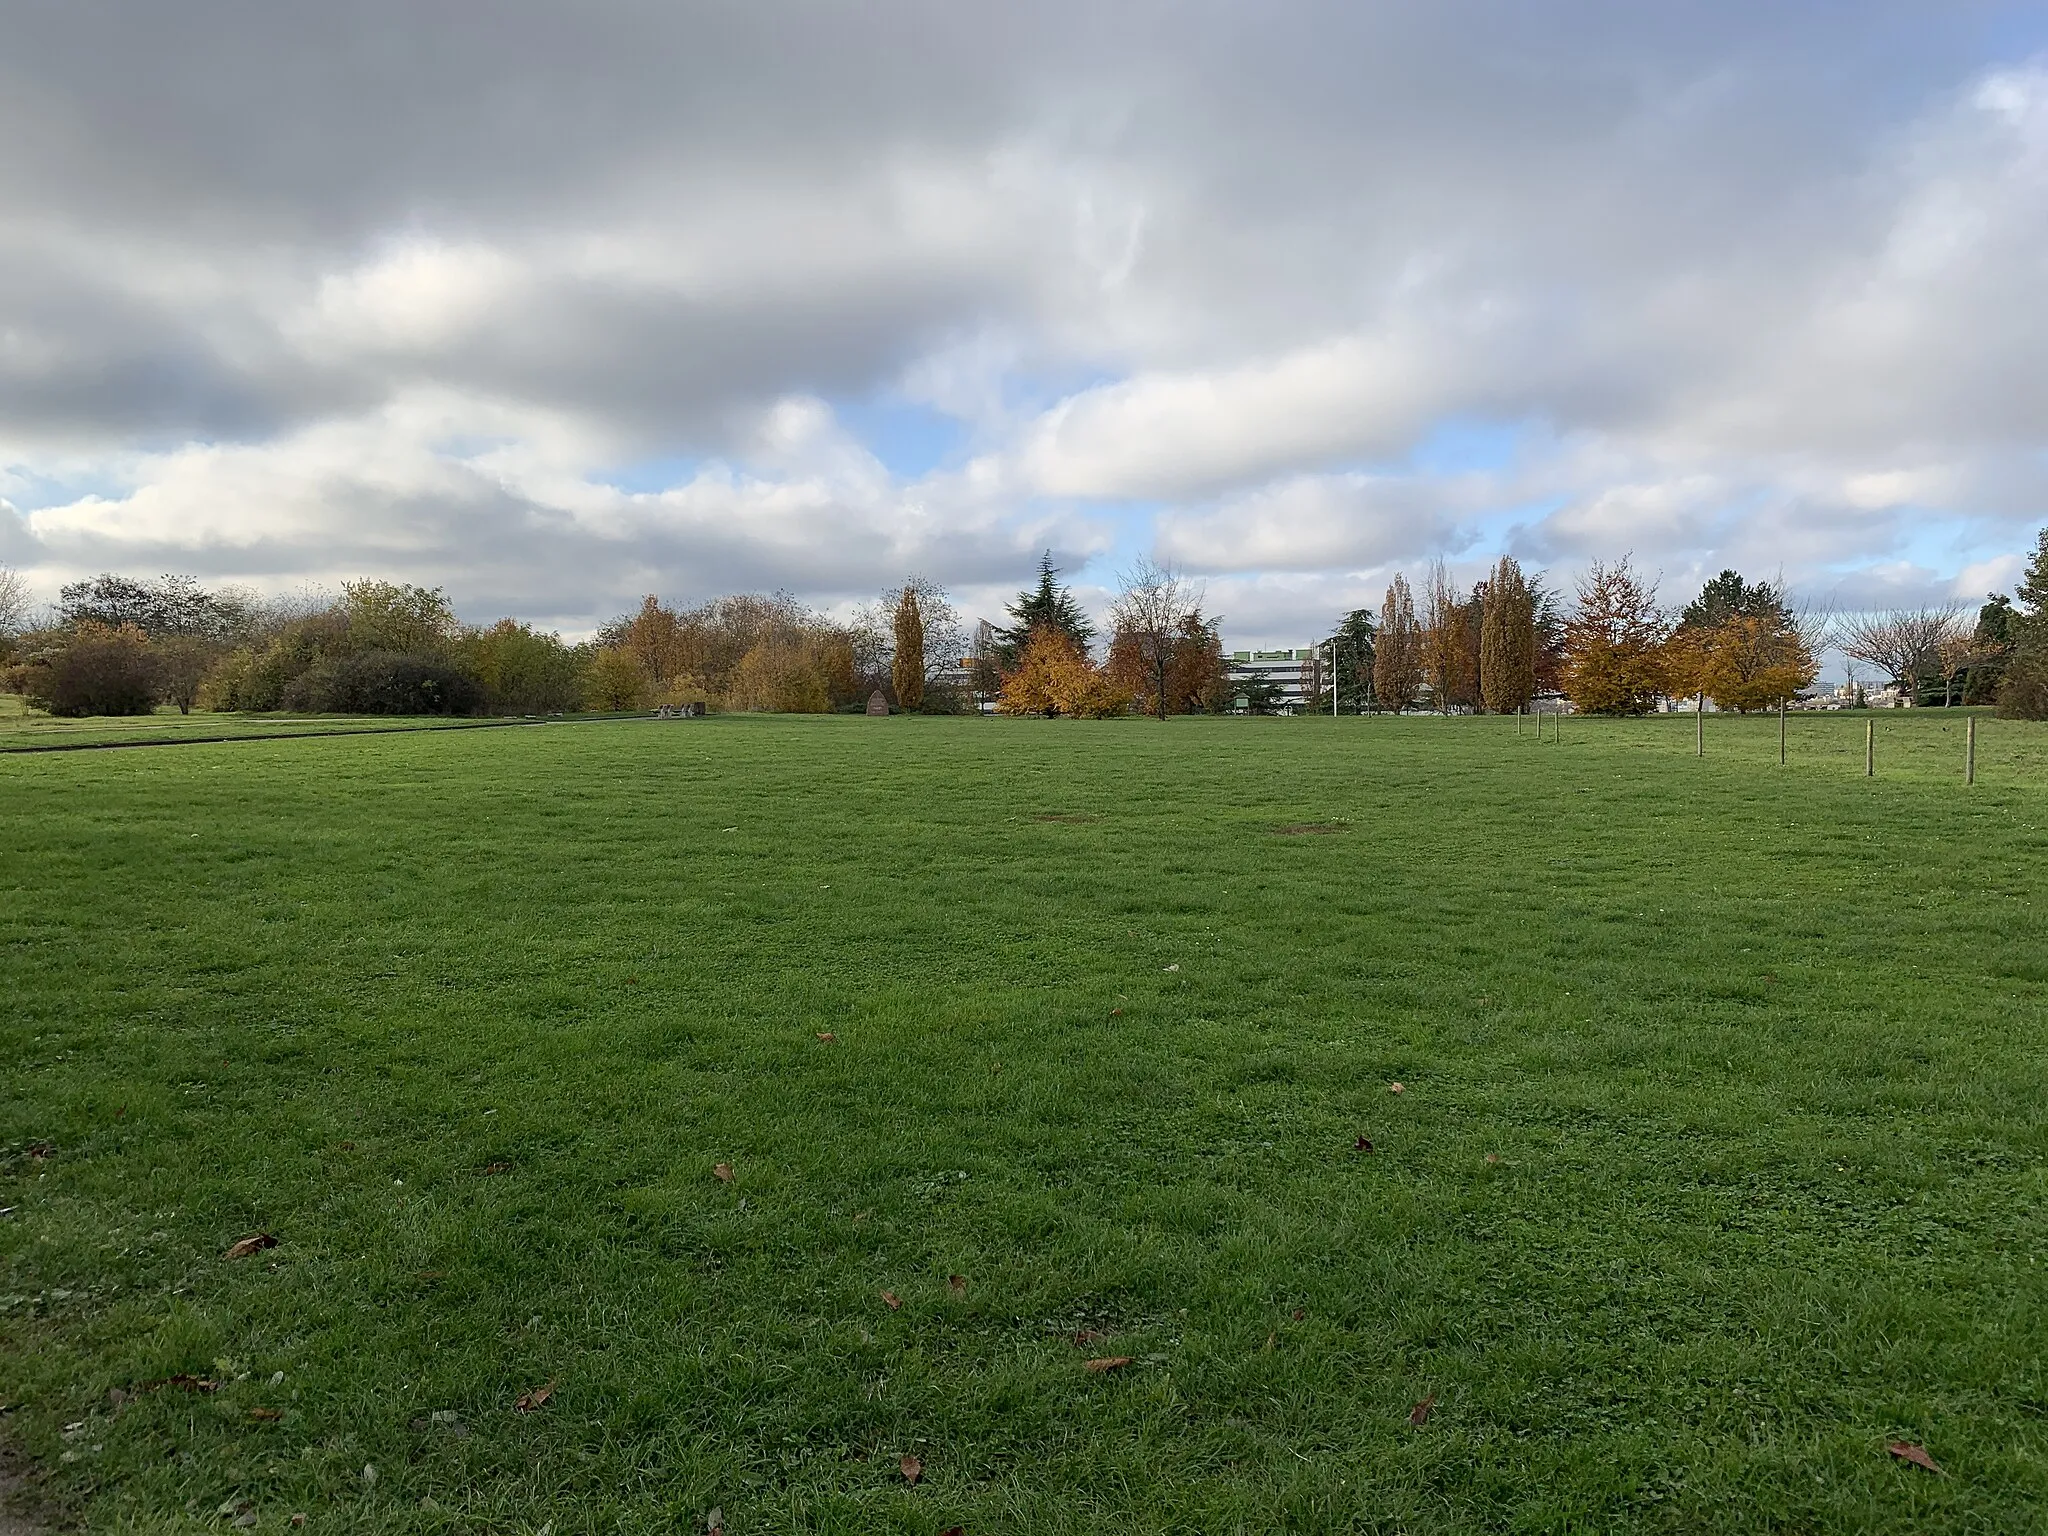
<box><xmin>994</xmin><ymin>552</ymin><xmax>1093</xmax><ymax>664</ymax></box>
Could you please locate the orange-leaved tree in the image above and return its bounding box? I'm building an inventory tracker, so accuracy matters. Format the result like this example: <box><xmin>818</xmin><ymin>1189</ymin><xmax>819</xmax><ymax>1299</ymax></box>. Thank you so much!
<box><xmin>1562</xmin><ymin>557</ymin><xmax>1669</xmax><ymax>714</ymax></box>
<box><xmin>998</xmin><ymin>626</ymin><xmax>1126</xmax><ymax>718</ymax></box>
<box><xmin>1663</xmin><ymin>613</ymin><xmax>1816</xmax><ymax>712</ymax></box>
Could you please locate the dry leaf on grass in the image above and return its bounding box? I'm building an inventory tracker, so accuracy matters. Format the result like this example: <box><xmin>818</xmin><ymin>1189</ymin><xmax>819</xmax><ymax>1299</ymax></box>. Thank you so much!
<box><xmin>1083</xmin><ymin>1356</ymin><xmax>1133</xmax><ymax>1373</ymax></box>
<box><xmin>1108</xmin><ymin>1007</ymin><xmax>1124</xmax><ymax>1017</ymax></box>
<box><xmin>290</xmin><ymin>1516</ymin><xmax>307</xmax><ymax>1528</ymax></box>
<box><xmin>712</xmin><ymin>1163</ymin><xmax>734</xmax><ymax>1183</ymax></box>
<box><xmin>1410</xmin><ymin>1394</ymin><xmax>1436</xmax><ymax>1426</ymax></box>
<box><xmin>224</xmin><ymin>1233</ymin><xmax>279</xmax><ymax>1260</ymax></box>
<box><xmin>248</xmin><ymin>1407</ymin><xmax>282</xmax><ymax>1422</ymax></box>
<box><xmin>1388</xmin><ymin>1082</ymin><xmax>1405</xmax><ymax>1095</ymax></box>
<box><xmin>514</xmin><ymin>1380</ymin><xmax>556</xmax><ymax>1413</ymax></box>
<box><xmin>1484</xmin><ymin>1153</ymin><xmax>1501</xmax><ymax>1166</ymax></box>
<box><xmin>948</xmin><ymin>1274</ymin><xmax>966</xmax><ymax>1296</ymax></box>
<box><xmin>1887</xmin><ymin>1442</ymin><xmax>1942</xmax><ymax>1473</ymax></box>
<box><xmin>482</xmin><ymin>1163</ymin><xmax>510</xmax><ymax>1176</ymax></box>
<box><xmin>816</xmin><ymin>1032</ymin><xmax>836</xmax><ymax>1042</ymax></box>
<box><xmin>1291</xmin><ymin>1308</ymin><xmax>1306</xmax><ymax>1321</ymax></box>
<box><xmin>900</xmin><ymin>1453</ymin><xmax>923</xmax><ymax>1484</ymax></box>
<box><xmin>705</xmin><ymin>1507</ymin><xmax>724</xmax><ymax>1533</ymax></box>
<box><xmin>881</xmin><ymin>1290</ymin><xmax>902</xmax><ymax>1311</ymax></box>
<box><xmin>1354</xmin><ymin>1136</ymin><xmax>1374</xmax><ymax>1152</ymax></box>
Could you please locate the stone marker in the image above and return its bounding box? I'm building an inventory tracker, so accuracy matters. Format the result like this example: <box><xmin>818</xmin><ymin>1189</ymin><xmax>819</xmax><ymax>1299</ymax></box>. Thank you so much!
<box><xmin>866</xmin><ymin>690</ymin><xmax>890</xmax><ymax>716</ymax></box>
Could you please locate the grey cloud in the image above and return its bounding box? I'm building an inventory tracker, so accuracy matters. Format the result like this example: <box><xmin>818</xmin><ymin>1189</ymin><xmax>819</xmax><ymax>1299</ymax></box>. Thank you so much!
<box><xmin>1</xmin><ymin>1</ymin><xmax>2044</xmax><ymax>618</ymax></box>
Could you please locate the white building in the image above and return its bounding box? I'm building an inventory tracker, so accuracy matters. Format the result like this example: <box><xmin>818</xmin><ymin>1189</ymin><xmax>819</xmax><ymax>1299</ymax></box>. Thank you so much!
<box><xmin>1226</xmin><ymin>646</ymin><xmax>1319</xmax><ymax>711</ymax></box>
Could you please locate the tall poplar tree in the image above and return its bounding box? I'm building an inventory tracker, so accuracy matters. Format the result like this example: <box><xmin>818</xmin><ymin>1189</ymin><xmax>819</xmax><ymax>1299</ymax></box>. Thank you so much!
<box><xmin>1373</xmin><ymin>574</ymin><xmax>1422</xmax><ymax>712</ymax></box>
<box><xmin>891</xmin><ymin>585</ymin><xmax>926</xmax><ymax>711</ymax></box>
<box><xmin>1479</xmin><ymin>556</ymin><xmax>1538</xmax><ymax>713</ymax></box>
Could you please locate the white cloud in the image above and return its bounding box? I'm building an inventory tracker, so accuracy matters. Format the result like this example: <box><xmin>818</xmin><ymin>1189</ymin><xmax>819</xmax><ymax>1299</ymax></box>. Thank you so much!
<box><xmin>0</xmin><ymin>6</ymin><xmax>2045</xmax><ymax>643</ymax></box>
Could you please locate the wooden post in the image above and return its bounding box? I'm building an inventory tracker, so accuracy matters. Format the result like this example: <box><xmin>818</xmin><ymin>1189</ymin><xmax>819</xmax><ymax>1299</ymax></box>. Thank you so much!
<box><xmin>1967</xmin><ymin>713</ymin><xmax>1976</xmax><ymax>785</ymax></box>
<box><xmin>1779</xmin><ymin>699</ymin><xmax>1786</xmax><ymax>765</ymax></box>
<box><xmin>1865</xmin><ymin>717</ymin><xmax>1874</xmax><ymax>778</ymax></box>
<box><xmin>1518</xmin><ymin>705</ymin><xmax>1524</xmax><ymax>738</ymax></box>
<box><xmin>1696</xmin><ymin>692</ymin><xmax>1705</xmax><ymax>756</ymax></box>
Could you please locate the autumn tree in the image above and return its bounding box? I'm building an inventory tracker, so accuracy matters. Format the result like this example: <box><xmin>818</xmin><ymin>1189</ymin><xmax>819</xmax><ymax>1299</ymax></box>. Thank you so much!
<box><xmin>1420</xmin><ymin>560</ymin><xmax>1470</xmax><ymax>712</ymax></box>
<box><xmin>1663</xmin><ymin>614</ymin><xmax>1817</xmax><ymax>712</ymax></box>
<box><xmin>892</xmin><ymin>586</ymin><xmax>926</xmax><ymax>711</ymax></box>
<box><xmin>998</xmin><ymin>627</ymin><xmax>1124</xmax><ymax>718</ymax></box>
<box><xmin>1103</xmin><ymin>559</ymin><xmax>1210</xmax><ymax>721</ymax></box>
<box><xmin>729</xmin><ymin>635</ymin><xmax>831</xmax><ymax>712</ymax></box>
<box><xmin>1562</xmin><ymin>557</ymin><xmax>1669</xmax><ymax>714</ymax></box>
<box><xmin>584</xmin><ymin>646</ymin><xmax>647</xmax><ymax>711</ymax></box>
<box><xmin>1999</xmin><ymin>526</ymin><xmax>2048</xmax><ymax>719</ymax></box>
<box><xmin>1373</xmin><ymin>574</ymin><xmax>1423</xmax><ymax>713</ymax></box>
<box><xmin>1659</xmin><ymin>571</ymin><xmax>1815</xmax><ymax>712</ymax></box>
<box><xmin>1479</xmin><ymin>557</ymin><xmax>1537</xmax><ymax>713</ymax></box>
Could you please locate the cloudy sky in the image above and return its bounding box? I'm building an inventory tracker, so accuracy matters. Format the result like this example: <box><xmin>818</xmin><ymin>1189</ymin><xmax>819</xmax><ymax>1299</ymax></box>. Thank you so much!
<box><xmin>4</xmin><ymin>1</ymin><xmax>2046</xmax><ymax>645</ymax></box>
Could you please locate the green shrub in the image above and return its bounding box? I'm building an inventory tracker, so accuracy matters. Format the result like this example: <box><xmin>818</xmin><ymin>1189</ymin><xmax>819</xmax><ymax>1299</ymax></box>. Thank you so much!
<box><xmin>280</xmin><ymin>651</ymin><xmax>484</xmax><ymax>715</ymax></box>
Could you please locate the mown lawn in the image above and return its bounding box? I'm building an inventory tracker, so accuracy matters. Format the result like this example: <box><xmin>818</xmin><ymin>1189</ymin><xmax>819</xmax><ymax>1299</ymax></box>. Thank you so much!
<box><xmin>0</xmin><ymin>699</ymin><xmax>549</xmax><ymax>753</ymax></box>
<box><xmin>3</xmin><ymin>711</ymin><xmax>2047</xmax><ymax>1533</ymax></box>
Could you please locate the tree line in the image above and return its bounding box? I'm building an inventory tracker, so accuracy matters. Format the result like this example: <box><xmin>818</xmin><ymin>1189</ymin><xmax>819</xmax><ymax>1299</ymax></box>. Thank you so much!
<box><xmin>3</xmin><ymin>523</ymin><xmax>2046</xmax><ymax>719</ymax></box>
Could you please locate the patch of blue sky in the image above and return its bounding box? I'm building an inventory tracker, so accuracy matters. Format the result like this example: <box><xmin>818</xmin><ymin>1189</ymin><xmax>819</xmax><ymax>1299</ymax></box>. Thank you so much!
<box><xmin>829</xmin><ymin>397</ymin><xmax>968</xmax><ymax>481</ymax></box>
<box><xmin>587</xmin><ymin>454</ymin><xmax>705</xmax><ymax>496</ymax></box>
<box><xmin>0</xmin><ymin>464</ymin><xmax>135</xmax><ymax>513</ymax></box>
<box><xmin>1400</xmin><ymin>417</ymin><xmax>1534</xmax><ymax>478</ymax></box>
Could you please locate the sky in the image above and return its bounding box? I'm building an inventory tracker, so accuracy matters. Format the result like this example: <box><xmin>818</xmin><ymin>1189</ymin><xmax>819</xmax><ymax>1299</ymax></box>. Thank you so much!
<box><xmin>4</xmin><ymin>1</ymin><xmax>2047</xmax><ymax>649</ymax></box>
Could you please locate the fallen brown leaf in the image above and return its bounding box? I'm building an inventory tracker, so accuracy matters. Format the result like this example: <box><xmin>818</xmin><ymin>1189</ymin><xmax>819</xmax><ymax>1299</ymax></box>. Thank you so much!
<box><xmin>948</xmin><ymin>1274</ymin><xmax>966</xmax><ymax>1296</ymax></box>
<box><xmin>339</xmin><ymin>1140</ymin><xmax>355</xmax><ymax>1152</ymax></box>
<box><xmin>881</xmin><ymin>1290</ymin><xmax>902</xmax><ymax>1311</ymax></box>
<box><xmin>1887</xmin><ymin>1441</ymin><xmax>1942</xmax><ymax>1473</ymax></box>
<box><xmin>816</xmin><ymin>1032</ymin><xmax>836</xmax><ymax>1042</ymax></box>
<box><xmin>290</xmin><ymin>1516</ymin><xmax>307</xmax><ymax>1528</ymax></box>
<box><xmin>900</xmin><ymin>1453</ymin><xmax>923</xmax><ymax>1484</ymax></box>
<box><xmin>481</xmin><ymin>1163</ymin><xmax>510</xmax><ymax>1176</ymax></box>
<box><xmin>1389</xmin><ymin>1082</ymin><xmax>1405</xmax><ymax>1095</ymax></box>
<box><xmin>248</xmin><ymin>1407</ymin><xmax>282</xmax><ymax>1422</ymax></box>
<box><xmin>713</xmin><ymin>1162</ymin><xmax>734</xmax><ymax>1183</ymax></box>
<box><xmin>941</xmin><ymin>1528</ymin><xmax>965</xmax><ymax>1536</ymax></box>
<box><xmin>1484</xmin><ymin>1153</ymin><xmax>1500</xmax><ymax>1166</ymax></box>
<box><xmin>1083</xmin><ymin>1356</ymin><xmax>1133</xmax><ymax>1373</ymax></box>
<box><xmin>514</xmin><ymin>1380</ymin><xmax>556</xmax><ymax>1413</ymax></box>
<box><xmin>1410</xmin><ymin>1393</ymin><xmax>1436</xmax><ymax>1426</ymax></box>
<box><xmin>1291</xmin><ymin>1308</ymin><xmax>1305</xmax><ymax>1321</ymax></box>
<box><xmin>1354</xmin><ymin>1136</ymin><xmax>1374</xmax><ymax>1152</ymax></box>
<box><xmin>224</xmin><ymin>1233</ymin><xmax>279</xmax><ymax>1260</ymax></box>
<box><xmin>1108</xmin><ymin>1007</ymin><xmax>1124</xmax><ymax>1017</ymax></box>
<box><xmin>26</xmin><ymin>1141</ymin><xmax>55</xmax><ymax>1160</ymax></box>
<box><xmin>1072</xmin><ymin>1328</ymin><xmax>1105</xmax><ymax>1346</ymax></box>
<box><xmin>156</xmin><ymin>1374</ymin><xmax>221</xmax><ymax>1394</ymax></box>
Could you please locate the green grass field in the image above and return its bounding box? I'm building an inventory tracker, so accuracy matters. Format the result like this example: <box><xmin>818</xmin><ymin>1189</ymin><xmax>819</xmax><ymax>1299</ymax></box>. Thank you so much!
<box><xmin>4</xmin><ymin>711</ymin><xmax>2047</xmax><ymax>1533</ymax></box>
<box><xmin>0</xmin><ymin>697</ymin><xmax>593</xmax><ymax>753</ymax></box>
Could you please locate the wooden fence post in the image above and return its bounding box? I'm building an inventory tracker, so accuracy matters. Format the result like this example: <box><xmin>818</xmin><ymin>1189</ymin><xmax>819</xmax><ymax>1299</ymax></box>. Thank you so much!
<box><xmin>1865</xmin><ymin>717</ymin><xmax>1874</xmax><ymax>778</ymax></box>
<box><xmin>1779</xmin><ymin>700</ymin><xmax>1786</xmax><ymax>765</ymax></box>
<box><xmin>1967</xmin><ymin>713</ymin><xmax>1976</xmax><ymax>785</ymax></box>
